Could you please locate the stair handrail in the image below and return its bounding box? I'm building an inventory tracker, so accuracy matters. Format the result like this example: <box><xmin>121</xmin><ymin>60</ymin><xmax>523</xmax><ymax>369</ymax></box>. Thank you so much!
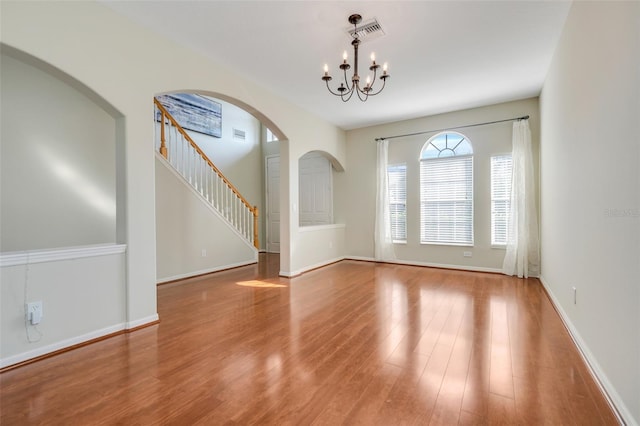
<box><xmin>155</xmin><ymin>98</ymin><xmax>259</xmax><ymax>249</ymax></box>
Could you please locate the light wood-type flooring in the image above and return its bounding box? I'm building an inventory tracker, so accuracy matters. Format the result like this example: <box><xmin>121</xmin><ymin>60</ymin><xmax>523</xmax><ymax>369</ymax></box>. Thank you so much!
<box><xmin>1</xmin><ymin>254</ymin><xmax>618</xmax><ymax>425</ymax></box>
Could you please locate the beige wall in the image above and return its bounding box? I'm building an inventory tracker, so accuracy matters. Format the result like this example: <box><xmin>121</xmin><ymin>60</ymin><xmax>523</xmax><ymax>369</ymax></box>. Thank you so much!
<box><xmin>1</xmin><ymin>53</ymin><xmax>117</xmax><ymax>251</ymax></box>
<box><xmin>540</xmin><ymin>2</ymin><xmax>640</xmax><ymax>424</ymax></box>
<box><xmin>155</xmin><ymin>157</ymin><xmax>257</xmax><ymax>282</ymax></box>
<box><xmin>344</xmin><ymin>98</ymin><xmax>539</xmax><ymax>271</ymax></box>
<box><xmin>0</xmin><ymin>0</ymin><xmax>345</xmax><ymax>363</ymax></box>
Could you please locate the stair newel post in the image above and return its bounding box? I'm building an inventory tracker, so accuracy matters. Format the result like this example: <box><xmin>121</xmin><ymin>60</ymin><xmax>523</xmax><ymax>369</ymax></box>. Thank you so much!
<box><xmin>159</xmin><ymin>109</ymin><xmax>168</xmax><ymax>159</ymax></box>
<box><xmin>253</xmin><ymin>206</ymin><xmax>259</xmax><ymax>249</ymax></box>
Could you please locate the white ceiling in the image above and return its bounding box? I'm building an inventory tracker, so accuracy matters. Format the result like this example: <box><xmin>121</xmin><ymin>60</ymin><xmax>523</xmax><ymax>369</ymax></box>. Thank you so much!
<box><xmin>103</xmin><ymin>1</ymin><xmax>572</xmax><ymax>130</ymax></box>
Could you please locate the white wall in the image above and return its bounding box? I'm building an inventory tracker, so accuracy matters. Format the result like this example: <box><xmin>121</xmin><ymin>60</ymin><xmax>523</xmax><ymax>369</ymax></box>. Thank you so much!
<box><xmin>294</xmin><ymin>225</ymin><xmax>346</xmax><ymax>276</ymax></box>
<box><xmin>1</xmin><ymin>246</ymin><xmax>126</xmax><ymax>367</ymax></box>
<box><xmin>0</xmin><ymin>53</ymin><xmax>117</xmax><ymax>251</ymax></box>
<box><xmin>155</xmin><ymin>156</ymin><xmax>257</xmax><ymax>282</ymax></box>
<box><xmin>539</xmin><ymin>2</ymin><xmax>640</xmax><ymax>424</ymax></box>
<box><xmin>344</xmin><ymin>98</ymin><xmax>539</xmax><ymax>271</ymax></box>
<box><xmin>285</xmin><ymin>126</ymin><xmax>347</xmax><ymax>276</ymax></box>
<box><xmin>1</xmin><ymin>0</ymin><xmax>345</xmax><ymax>364</ymax></box>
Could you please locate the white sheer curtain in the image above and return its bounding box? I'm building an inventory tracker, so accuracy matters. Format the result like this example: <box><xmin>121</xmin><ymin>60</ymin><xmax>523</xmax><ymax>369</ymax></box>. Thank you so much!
<box><xmin>503</xmin><ymin>119</ymin><xmax>540</xmax><ymax>278</ymax></box>
<box><xmin>374</xmin><ymin>140</ymin><xmax>396</xmax><ymax>261</ymax></box>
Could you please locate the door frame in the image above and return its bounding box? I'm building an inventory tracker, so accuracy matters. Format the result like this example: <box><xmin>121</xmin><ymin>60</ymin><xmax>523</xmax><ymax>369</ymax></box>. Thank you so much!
<box><xmin>265</xmin><ymin>154</ymin><xmax>280</xmax><ymax>253</ymax></box>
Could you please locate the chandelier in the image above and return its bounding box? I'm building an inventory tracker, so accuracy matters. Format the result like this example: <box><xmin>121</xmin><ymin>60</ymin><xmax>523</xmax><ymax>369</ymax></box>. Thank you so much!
<box><xmin>322</xmin><ymin>14</ymin><xmax>390</xmax><ymax>102</ymax></box>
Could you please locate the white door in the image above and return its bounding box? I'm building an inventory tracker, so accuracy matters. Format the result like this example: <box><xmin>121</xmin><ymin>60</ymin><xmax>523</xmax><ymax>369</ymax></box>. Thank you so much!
<box><xmin>266</xmin><ymin>155</ymin><xmax>280</xmax><ymax>253</ymax></box>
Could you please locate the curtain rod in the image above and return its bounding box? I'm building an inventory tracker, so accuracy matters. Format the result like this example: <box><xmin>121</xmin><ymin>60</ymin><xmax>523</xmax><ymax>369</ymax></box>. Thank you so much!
<box><xmin>374</xmin><ymin>115</ymin><xmax>530</xmax><ymax>142</ymax></box>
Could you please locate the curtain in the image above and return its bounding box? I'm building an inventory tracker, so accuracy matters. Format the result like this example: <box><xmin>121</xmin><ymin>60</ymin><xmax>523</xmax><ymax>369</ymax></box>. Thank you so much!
<box><xmin>374</xmin><ymin>140</ymin><xmax>396</xmax><ymax>261</ymax></box>
<box><xmin>503</xmin><ymin>119</ymin><xmax>540</xmax><ymax>278</ymax></box>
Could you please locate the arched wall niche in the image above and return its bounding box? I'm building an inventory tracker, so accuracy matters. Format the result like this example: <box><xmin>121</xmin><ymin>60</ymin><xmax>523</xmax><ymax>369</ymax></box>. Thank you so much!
<box><xmin>298</xmin><ymin>149</ymin><xmax>345</xmax><ymax>172</ymax></box>
<box><xmin>1</xmin><ymin>44</ymin><xmax>123</xmax><ymax>120</ymax></box>
<box><xmin>0</xmin><ymin>43</ymin><xmax>128</xmax><ymax>248</ymax></box>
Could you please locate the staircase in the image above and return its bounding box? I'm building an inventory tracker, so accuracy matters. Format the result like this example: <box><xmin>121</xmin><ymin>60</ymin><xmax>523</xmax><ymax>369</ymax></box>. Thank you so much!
<box><xmin>154</xmin><ymin>98</ymin><xmax>259</xmax><ymax>249</ymax></box>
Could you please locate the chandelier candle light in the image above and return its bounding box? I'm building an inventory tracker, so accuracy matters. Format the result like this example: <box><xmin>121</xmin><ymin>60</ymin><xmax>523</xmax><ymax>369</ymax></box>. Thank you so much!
<box><xmin>322</xmin><ymin>14</ymin><xmax>390</xmax><ymax>102</ymax></box>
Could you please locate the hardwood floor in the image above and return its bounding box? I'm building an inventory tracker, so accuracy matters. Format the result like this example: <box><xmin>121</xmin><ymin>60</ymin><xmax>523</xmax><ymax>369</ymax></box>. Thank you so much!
<box><xmin>1</xmin><ymin>254</ymin><xmax>618</xmax><ymax>425</ymax></box>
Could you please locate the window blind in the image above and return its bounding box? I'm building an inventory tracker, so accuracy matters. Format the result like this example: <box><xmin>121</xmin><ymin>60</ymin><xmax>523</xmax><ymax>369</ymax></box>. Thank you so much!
<box><xmin>388</xmin><ymin>164</ymin><xmax>407</xmax><ymax>242</ymax></box>
<box><xmin>491</xmin><ymin>155</ymin><xmax>512</xmax><ymax>246</ymax></box>
<box><xmin>420</xmin><ymin>156</ymin><xmax>473</xmax><ymax>245</ymax></box>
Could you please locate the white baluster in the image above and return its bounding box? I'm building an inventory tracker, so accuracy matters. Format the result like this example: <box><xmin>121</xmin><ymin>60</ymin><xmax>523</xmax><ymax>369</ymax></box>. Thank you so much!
<box><xmin>191</xmin><ymin>146</ymin><xmax>195</xmax><ymax>186</ymax></box>
<box><xmin>178</xmin><ymin>132</ymin><xmax>183</xmax><ymax>175</ymax></box>
<box><xmin>214</xmin><ymin>173</ymin><xmax>219</xmax><ymax>210</ymax></box>
<box><xmin>232</xmin><ymin>196</ymin><xmax>236</xmax><ymax>228</ymax></box>
<box><xmin>216</xmin><ymin>174</ymin><xmax>220</xmax><ymax>211</ymax></box>
<box><xmin>241</xmin><ymin>203</ymin><xmax>245</xmax><ymax>238</ymax></box>
<box><xmin>196</xmin><ymin>154</ymin><xmax>201</xmax><ymax>192</ymax></box>
<box><xmin>235</xmin><ymin>197</ymin><xmax>239</xmax><ymax>229</ymax></box>
<box><xmin>200</xmin><ymin>157</ymin><xmax>204</xmax><ymax>194</ymax></box>
<box><xmin>168</xmin><ymin>123</ymin><xmax>173</xmax><ymax>164</ymax></box>
<box><xmin>244</xmin><ymin>204</ymin><xmax>248</xmax><ymax>239</ymax></box>
<box><xmin>229</xmin><ymin>191</ymin><xmax>232</xmax><ymax>221</ymax></box>
<box><xmin>205</xmin><ymin>162</ymin><xmax>209</xmax><ymax>202</ymax></box>
<box><xmin>183</xmin><ymin>136</ymin><xmax>188</xmax><ymax>178</ymax></box>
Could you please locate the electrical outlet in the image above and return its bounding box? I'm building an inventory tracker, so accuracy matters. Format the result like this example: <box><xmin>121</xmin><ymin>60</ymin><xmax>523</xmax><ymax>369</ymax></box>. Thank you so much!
<box><xmin>463</xmin><ymin>251</ymin><xmax>472</xmax><ymax>258</ymax></box>
<box><xmin>201</xmin><ymin>249</ymin><xmax>207</xmax><ymax>257</ymax></box>
<box><xmin>329</xmin><ymin>241</ymin><xmax>333</xmax><ymax>249</ymax></box>
<box><xmin>572</xmin><ymin>286</ymin><xmax>577</xmax><ymax>305</ymax></box>
<box><xmin>26</xmin><ymin>301</ymin><xmax>43</xmax><ymax>325</ymax></box>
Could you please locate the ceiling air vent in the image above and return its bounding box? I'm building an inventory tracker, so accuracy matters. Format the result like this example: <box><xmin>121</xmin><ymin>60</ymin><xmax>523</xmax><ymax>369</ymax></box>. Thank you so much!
<box><xmin>347</xmin><ymin>18</ymin><xmax>385</xmax><ymax>43</ymax></box>
<box><xmin>233</xmin><ymin>128</ymin><xmax>246</xmax><ymax>140</ymax></box>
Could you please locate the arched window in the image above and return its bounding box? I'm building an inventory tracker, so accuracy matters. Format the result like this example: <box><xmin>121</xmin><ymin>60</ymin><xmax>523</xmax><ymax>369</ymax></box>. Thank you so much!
<box><xmin>420</xmin><ymin>132</ymin><xmax>474</xmax><ymax>245</ymax></box>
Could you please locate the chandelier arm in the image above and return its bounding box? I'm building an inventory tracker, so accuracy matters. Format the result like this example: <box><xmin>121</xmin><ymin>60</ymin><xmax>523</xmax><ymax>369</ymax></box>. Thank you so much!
<box><xmin>362</xmin><ymin>78</ymin><xmax>387</xmax><ymax>96</ymax></box>
<box><xmin>341</xmin><ymin>86</ymin><xmax>356</xmax><ymax>102</ymax></box>
<box><xmin>324</xmin><ymin>80</ymin><xmax>348</xmax><ymax>97</ymax></box>
<box><xmin>355</xmin><ymin>87</ymin><xmax>369</xmax><ymax>102</ymax></box>
<box><xmin>364</xmin><ymin>77</ymin><xmax>388</xmax><ymax>96</ymax></box>
<box><xmin>367</xmin><ymin>66</ymin><xmax>378</xmax><ymax>91</ymax></box>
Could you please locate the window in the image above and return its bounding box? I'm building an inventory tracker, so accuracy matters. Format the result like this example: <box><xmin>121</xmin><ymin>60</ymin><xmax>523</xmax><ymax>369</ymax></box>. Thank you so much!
<box><xmin>266</xmin><ymin>128</ymin><xmax>278</xmax><ymax>142</ymax></box>
<box><xmin>491</xmin><ymin>155</ymin><xmax>512</xmax><ymax>246</ymax></box>
<box><xmin>420</xmin><ymin>132</ymin><xmax>473</xmax><ymax>245</ymax></box>
<box><xmin>388</xmin><ymin>164</ymin><xmax>407</xmax><ymax>242</ymax></box>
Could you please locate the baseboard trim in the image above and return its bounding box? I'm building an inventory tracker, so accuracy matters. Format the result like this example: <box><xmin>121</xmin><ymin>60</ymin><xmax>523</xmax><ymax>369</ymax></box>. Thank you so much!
<box><xmin>157</xmin><ymin>260</ymin><xmax>258</xmax><ymax>284</ymax></box>
<box><xmin>281</xmin><ymin>256</ymin><xmax>345</xmax><ymax>278</ymax></box>
<box><xmin>0</xmin><ymin>315</ymin><xmax>160</xmax><ymax>373</ymax></box>
<box><xmin>280</xmin><ymin>256</ymin><xmax>503</xmax><ymax>278</ymax></box>
<box><xmin>126</xmin><ymin>314</ymin><xmax>160</xmax><ymax>330</ymax></box>
<box><xmin>538</xmin><ymin>275</ymin><xmax>633</xmax><ymax>426</ymax></box>
<box><xmin>345</xmin><ymin>256</ymin><xmax>503</xmax><ymax>274</ymax></box>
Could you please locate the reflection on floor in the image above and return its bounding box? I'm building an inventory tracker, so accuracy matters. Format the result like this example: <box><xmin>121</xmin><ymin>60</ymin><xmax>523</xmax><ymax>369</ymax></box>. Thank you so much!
<box><xmin>0</xmin><ymin>254</ymin><xmax>618</xmax><ymax>424</ymax></box>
